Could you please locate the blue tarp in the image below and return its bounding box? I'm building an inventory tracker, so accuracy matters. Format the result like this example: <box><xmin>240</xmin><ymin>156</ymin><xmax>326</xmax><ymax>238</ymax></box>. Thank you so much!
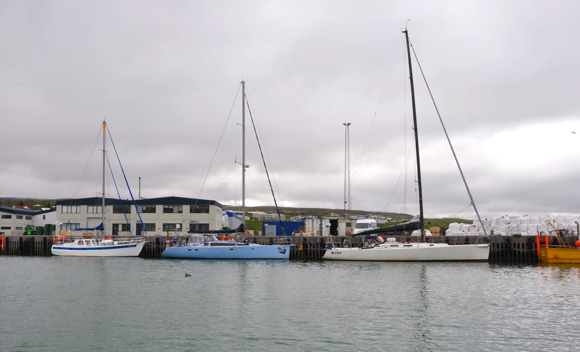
<box><xmin>74</xmin><ymin>223</ymin><xmax>105</xmax><ymax>231</ymax></box>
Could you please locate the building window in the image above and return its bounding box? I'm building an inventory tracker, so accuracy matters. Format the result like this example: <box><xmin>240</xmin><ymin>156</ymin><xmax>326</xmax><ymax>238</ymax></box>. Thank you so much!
<box><xmin>162</xmin><ymin>223</ymin><xmax>182</xmax><ymax>232</ymax></box>
<box><xmin>43</xmin><ymin>215</ymin><xmax>46</xmax><ymax>220</ymax></box>
<box><xmin>16</xmin><ymin>215</ymin><xmax>23</xmax><ymax>219</ymax></box>
<box><xmin>1</xmin><ymin>215</ymin><xmax>12</xmax><ymax>219</ymax></box>
<box><xmin>16</xmin><ymin>227</ymin><xmax>23</xmax><ymax>230</ymax></box>
<box><xmin>137</xmin><ymin>205</ymin><xmax>156</xmax><ymax>213</ymax></box>
<box><xmin>62</xmin><ymin>205</ymin><xmax>80</xmax><ymax>214</ymax></box>
<box><xmin>190</xmin><ymin>205</ymin><xmax>209</xmax><ymax>213</ymax></box>
<box><xmin>87</xmin><ymin>206</ymin><xmax>103</xmax><ymax>214</ymax></box>
<box><xmin>62</xmin><ymin>223</ymin><xmax>80</xmax><ymax>231</ymax></box>
<box><xmin>192</xmin><ymin>223</ymin><xmax>209</xmax><ymax>231</ymax></box>
<box><xmin>113</xmin><ymin>205</ymin><xmax>131</xmax><ymax>214</ymax></box>
<box><xmin>25</xmin><ymin>216</ymin><xmax>32</xmax><ymax>220</ymax></box>
<box><xmin>143</xmin><ymin>223</ymin><xmax>156</xmax><ymax>231</ymax></box>
<box><xmin>1</xmin><ymin>226</ymin><xmax>11</xmax><ymax>230</ymax></box>
<box><xmin>163</xmin><ymin>205</ymin><xmax>183</xmax><ymax>214</ymax></box>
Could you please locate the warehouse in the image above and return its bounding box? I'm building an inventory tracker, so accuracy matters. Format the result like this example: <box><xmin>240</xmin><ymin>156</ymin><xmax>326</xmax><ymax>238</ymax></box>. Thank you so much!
<box><xmin>0</xmin><ymin>206</ymin><xmax>56</xmax><ymax>236</ymax></box>
<box><xmin>56</xmin><ymin>196</ymin><xmax>223</xmax><ymax>237</ymax></box>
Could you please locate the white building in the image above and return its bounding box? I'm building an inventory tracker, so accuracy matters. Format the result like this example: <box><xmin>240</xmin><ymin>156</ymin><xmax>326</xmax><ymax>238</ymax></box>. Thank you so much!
<box><xmin>0</xmin><ymin>206</ymin><xmax>56</xmax><ymax>236</ymax></box>
<box><xmin>56</xmin><ymin>196</ymin><xmax>223</xmax><ymax>237</ymax></box>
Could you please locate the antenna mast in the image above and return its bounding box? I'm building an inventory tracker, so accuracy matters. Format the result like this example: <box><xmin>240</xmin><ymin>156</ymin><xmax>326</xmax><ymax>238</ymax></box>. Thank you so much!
<box><xmin>343</xmin><ymin>122</ymin><xmax>351</xmax><ymax>219</ymax></box>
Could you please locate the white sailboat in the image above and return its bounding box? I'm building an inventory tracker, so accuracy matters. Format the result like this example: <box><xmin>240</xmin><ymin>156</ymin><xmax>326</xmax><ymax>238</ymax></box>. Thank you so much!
<box><xmin>51</xmin><ymin>121</ymin><xmax>146</xmax><ymax>257</ymax></box>
<box><xmin>323</xmin><ymin>29</ymin><xmax>490</xmax><ymax>262</ymax></box>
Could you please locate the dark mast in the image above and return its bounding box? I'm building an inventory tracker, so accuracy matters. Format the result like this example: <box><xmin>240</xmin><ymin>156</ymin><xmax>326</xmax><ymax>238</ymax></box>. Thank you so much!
<box><xmin>403</xmin><ymin>29</ymin><xmax>426</xmax><ymax>242</ymax></box>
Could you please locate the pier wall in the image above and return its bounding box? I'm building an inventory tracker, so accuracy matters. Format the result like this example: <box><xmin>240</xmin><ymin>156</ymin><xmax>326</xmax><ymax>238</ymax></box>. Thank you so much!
<box><xmin>2</xmin><ymin>234</ymin><xmax>578</xmax><ymax>263</ymax></box>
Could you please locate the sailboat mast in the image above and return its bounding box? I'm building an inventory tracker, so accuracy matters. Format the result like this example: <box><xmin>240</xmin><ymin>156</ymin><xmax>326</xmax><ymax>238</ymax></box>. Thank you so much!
<box><xmin>241</xmin><ymin>80</ymin><xmax>246</xmax><ymax>229</ymax></box>
<box><xmin>102</xmin><ymin>120</ymin><xmax>106</xmax><ymax>235</ymax></box>
<box><xmin>404</xmin><ymin>29</ymin><xmax>426</xmax><ymax>242</ymax></box>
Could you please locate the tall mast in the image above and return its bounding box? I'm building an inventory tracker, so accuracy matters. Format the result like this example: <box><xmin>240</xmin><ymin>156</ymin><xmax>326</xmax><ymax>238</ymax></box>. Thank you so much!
<box><xmin>102</xmin><ymin>120</ymin><xmax>106</xmax><ymax>233</ymax></box>
<box><xmin>343</xmin><ymin>122</ymin><xmax>351</xmax><ymax>220</ymax></box>
<box><xmin>241</xmin><ymin>80</ymin><xmax>246</xmax><ymax>229</ymax></box>
<box><xmin>404</xmin><ymin>29</ymin><xmax>426</xmax><ymax>242</ymax></box>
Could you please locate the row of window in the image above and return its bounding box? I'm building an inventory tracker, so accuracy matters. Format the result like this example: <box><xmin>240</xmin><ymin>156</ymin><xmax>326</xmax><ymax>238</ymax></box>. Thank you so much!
<box><xmin>62</xmin><ymin>206</ymin><xmax>81</xmax><ymax>214</ymax></box>
<box><xmin>1</xmin><ymin>215</ymin><xmax>32</xmax><ymax>220</ymax></box>
<box><xmin>61</xmin><ymin>205</ymin><xmax>211</xmax><ymax>214</ymax></box>
<box><xmin>58</xmin><ymin>223</ymin><xmax>209</xmax><ymax>233</ymax></box>
<box><xmin>1</xmin><ymin>226</ymin><xmax>30</xmax><ymax>230</ymax></box>
<box><xmin>113</xmin><ymin>223</ymin><xmax>210</xmax><ymax>232</ymax></box>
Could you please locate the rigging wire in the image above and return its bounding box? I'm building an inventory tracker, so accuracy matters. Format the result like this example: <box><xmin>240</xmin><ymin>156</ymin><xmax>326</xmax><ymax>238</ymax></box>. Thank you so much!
<box><xmin>244</xmin><ymin>88</ymin><xmax>284</xmax><ymax>208</ymax></box>
<box><xmin>192</xmin><ymin>84</ymin><xmax>242</xmax><ymax>214</ymax></box>
<box><xmin>381</xmin><ymin>147</ymin><xmax>413</xmax><ymax>213</ymax></box>
<box><xmin>106</xmin><ymin>127</ymin><xmax>146</xmax><ymax>236</ymax></box>
<box><xmin>410</xmin><ymin>44</ymin><xmax>488</xmax><ymax>237</ymax></box>
<box><xmin>352</xmin><ymin>34</ymin><xmax>404</xmax><ymax>188</ymax></box>
<box><xmin>72</xmin><ymin>125</ymin><xmax>103</xmax><ymax>201</ymax></box>
<box><xmin>105</xmin><ymin>153</ymin><xmax>133</xmax><ymax>236</ymax></box>
<box><xmin>245</xmin><ymin>99</ymin><xmax>286</xmax><ymax>235</ymax></box>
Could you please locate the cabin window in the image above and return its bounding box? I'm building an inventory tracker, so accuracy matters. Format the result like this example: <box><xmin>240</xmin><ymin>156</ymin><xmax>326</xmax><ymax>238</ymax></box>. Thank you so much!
<box><xmin>16</xmin><ymin>215</ymin><xmax>23</xmax><ymax>219</ymax></box>
<box><xmin>190</xmin><ymin>205</ymin><xmax>209</xmax><ymax>214</ymax></box>
<box><xmin>43</xmin><ymin>215</ymin><xmax>46</xmax><ymax>220</ymax></box>
<box><xmin>62</xmin><ymin>205</ymin><xmax>80</xmax><ymax>214</ymax></box>
<box><xmin>1</xmin><ymin>215</ymin><xmax>12</xmax><ymax>219</ymax></box>
<box><xmin>163</xmin><ymin>205</ymin><xmax>183</xmax><ymax>214</ymax></box>
<box><xmin>113</xmin><ymin>205</ymin><xmax>131</xmax><ymax>214</ymax></box>
<box><xmin>137</xmin><ymin>205</ymin><xmax>156</xmax><ymax>213</ymax></box>
<box><xmin>87</xmin><ymin>206</ymin><xmax>103</xmax><ymax>214</ymax></box>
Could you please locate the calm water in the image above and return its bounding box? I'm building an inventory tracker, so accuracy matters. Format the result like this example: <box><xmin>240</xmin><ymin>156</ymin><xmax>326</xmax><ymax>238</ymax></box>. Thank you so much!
<box><xmin>1</xmin><ymin>257</ymin><xmax>579</xmax><ymax>352</ymax></box>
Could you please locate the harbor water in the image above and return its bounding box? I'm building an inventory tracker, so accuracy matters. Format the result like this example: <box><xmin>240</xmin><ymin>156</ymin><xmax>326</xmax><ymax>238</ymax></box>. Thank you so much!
<box><xmin>1</xmin><ymin>257</ymin><xmax>579</xmax><ymax>351</ymax></box>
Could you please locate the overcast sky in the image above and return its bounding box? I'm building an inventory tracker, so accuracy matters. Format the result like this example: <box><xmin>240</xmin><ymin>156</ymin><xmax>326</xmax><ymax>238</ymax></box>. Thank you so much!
<box><xmin>1</xmin><ymin>0</ymin><xmax>580</xmax><ymax>219</ymax></box>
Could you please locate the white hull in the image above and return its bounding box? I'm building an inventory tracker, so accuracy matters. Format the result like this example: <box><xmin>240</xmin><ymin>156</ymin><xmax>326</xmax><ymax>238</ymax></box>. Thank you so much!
<box><xmin>323</xmin><ymin>242</ymin><xmax>489</xmax><ymax>262</ymax></box>
<box><xmin>51</xmin><ymin>241</ymin><xmax>145</xmax><ymax>257</ymax></box>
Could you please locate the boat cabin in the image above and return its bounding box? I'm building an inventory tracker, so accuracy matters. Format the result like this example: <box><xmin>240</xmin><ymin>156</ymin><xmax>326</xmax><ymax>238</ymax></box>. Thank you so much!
<box><xmin>362</xmin><ymin>235</ymin><xmax>385</xmax><ymax>248</ymax></box>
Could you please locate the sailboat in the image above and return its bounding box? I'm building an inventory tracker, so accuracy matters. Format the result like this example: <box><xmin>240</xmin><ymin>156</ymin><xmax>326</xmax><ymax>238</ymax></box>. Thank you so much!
<box><xmin>323</xmin><ymin>30</ymin><xmax>489</xmax><ymax>262</ymax></box>
<box><xmin>51</xmin><ymin>121</ymin><xmax>146</xmax><ymax>257</ymax></box>
<box><xmin>161</xmin><ymin>81</ymin><xmax>291</xmax><ymax>259</ymax></box>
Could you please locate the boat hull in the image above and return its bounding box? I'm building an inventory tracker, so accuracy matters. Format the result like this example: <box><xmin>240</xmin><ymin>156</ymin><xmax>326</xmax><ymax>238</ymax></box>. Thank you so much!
<box><xmin>539</xmin><ymin>247</ymin><xmax>580</xmax><ymax>264</ymax></box>
<box><xmin>323</xmin><ymin>243</ymin><xmax>489</xmax><ymax>262</ymax></box>
<box><xmin>161</xmin><ymin>244</ymin><xmax>291</xmax><ymax>259</ymax></box>
<box><xmin>51</xmin><ymin>242</ymin><xmax>145</xmax><ymax>257</ymax></box>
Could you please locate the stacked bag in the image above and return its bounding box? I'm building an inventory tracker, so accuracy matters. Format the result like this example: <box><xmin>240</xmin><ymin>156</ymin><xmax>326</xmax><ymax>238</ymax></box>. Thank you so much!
<box><xmin>445</xmin><ymin>214</ymin><xmax>579</xmax><ymax>236</ymax></box>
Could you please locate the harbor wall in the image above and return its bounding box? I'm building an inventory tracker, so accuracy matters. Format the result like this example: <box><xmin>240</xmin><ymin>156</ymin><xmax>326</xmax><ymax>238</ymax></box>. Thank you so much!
<box><xmin>2</xmin><ymin>234</ymin><xmax>578</xmax><ymax>263</ymax></box>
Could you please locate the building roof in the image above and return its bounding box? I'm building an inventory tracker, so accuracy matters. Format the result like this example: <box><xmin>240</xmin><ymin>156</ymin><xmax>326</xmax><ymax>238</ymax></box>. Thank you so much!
<box><xmin>55</xmin><ymin>196</ymin><xmax>222</xmax><ymax>208</ymax></box>
<box><xmin>0</xmin><ymin>205</ymin><xmax>55</xmax><ymax>216</ymax></box>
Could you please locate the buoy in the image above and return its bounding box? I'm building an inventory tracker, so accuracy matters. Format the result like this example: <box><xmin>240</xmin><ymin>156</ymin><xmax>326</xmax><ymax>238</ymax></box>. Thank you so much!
<box><xmin>228</xmin><ymin>236</ymin><xmax>231</xmax><ymax>240</ymax></box>
<box><xmin>575</xmin><ymin>241</ymin><xmax>580</xmax><ymax>247</ymax></box>
<box><xmin>222</xmin><ymin>235</ymin><xmax>225</xmax><ymax>241</ymax></box>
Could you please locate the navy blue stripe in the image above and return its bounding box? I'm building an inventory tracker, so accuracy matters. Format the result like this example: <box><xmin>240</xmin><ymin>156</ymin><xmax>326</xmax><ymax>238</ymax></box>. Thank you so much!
<box><xmin>52</xmin><ymin>244</ymin><xmax>137</xmax><ymax>250</ymax></box>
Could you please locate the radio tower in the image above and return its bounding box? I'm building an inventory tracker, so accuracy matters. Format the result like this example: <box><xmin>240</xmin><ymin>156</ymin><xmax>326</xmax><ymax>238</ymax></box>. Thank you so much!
<box><xmin>343</xmin><ymin>123</ymin><xmax>351</xmax><ymax>219</ymax></box>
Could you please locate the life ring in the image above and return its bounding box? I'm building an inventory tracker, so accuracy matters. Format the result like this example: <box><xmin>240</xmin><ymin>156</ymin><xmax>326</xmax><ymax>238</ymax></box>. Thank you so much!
<box><xmin>345</xmin><ymin>231</ymin><xmax>351</xmax><ymax>236</ymax></box>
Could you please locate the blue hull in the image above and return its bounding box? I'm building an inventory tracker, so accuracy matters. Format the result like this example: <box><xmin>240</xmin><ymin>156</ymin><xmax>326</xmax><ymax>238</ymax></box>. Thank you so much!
<box><xmin>161</xmin><ymin>244</ymin><xmax>291</xmax><ymax>259</ymax></box>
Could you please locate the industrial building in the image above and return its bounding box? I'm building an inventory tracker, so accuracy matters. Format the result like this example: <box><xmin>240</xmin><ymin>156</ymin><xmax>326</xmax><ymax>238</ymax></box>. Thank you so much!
<box><xmin>0</xmin><ymin>206</ymin><xmax>56</xmax><ymax>236</ymax></box>
<box><xmin>56</xmin><ymin>196</ymin><xmax>223</xmax><ymax>237</ymax></box>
